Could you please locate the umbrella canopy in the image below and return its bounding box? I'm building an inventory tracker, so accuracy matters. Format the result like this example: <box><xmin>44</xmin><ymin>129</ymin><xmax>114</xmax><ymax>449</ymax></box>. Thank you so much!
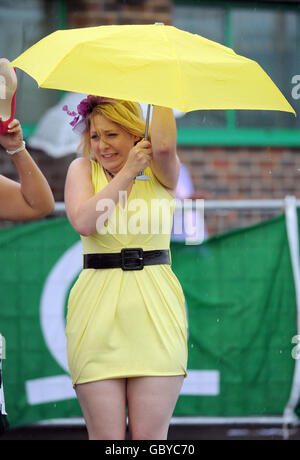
<box><xmin>10</xmin><ymin>23</ymin><xmax>295</xmax><ymax>115</ymax></box>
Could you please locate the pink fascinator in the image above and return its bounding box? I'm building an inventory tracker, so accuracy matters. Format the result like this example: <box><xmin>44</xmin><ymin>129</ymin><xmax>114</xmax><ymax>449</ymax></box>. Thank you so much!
<box><xmin>62</xmin><ymin>95</ymin><xmax>116</xmax><ymax>134</ymax></box>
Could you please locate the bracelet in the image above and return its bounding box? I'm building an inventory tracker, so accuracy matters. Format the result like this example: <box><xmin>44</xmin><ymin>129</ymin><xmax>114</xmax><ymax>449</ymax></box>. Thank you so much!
<box><xmin>6</xmin><ymin>140</ymin><xmax>26</xmax><ymax>155</ymax></box>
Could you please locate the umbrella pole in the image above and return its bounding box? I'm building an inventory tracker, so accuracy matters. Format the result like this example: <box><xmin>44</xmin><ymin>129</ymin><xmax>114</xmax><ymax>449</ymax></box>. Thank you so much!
<box><xmin>144</xmin><ymin>103</ymin><xmax>151</xmax><ymax>141</ymax></box>
<box><xmin>135</xmin><ymin>104</ymin><xmax>151</xmax><ymax>181</ymax></box>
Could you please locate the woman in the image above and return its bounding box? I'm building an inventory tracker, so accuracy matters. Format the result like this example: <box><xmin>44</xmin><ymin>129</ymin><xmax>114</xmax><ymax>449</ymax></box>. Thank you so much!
<box><xmin>64</xmin><ymin>96</ymin><xmax>188</xmax><ymax>440</ymax></box>
<box><xmin>0</xmin><ymin>120</ymin><xmax>55</xmax><ymax>220</ymax></box>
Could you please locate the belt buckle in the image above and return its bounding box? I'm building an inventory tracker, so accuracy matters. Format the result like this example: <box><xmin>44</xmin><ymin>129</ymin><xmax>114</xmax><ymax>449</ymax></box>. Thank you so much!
<box><xmin>121</xmin><ymin>248</ymin><xmax>144</xmax><ymax>271</ymax></box>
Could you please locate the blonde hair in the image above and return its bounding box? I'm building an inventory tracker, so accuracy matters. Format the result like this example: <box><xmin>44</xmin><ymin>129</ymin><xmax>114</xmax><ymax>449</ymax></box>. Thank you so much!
<box><xmin>79</xmin><ymin>100</ymin><xmax>149</xmax><ymax>158</ymax></box>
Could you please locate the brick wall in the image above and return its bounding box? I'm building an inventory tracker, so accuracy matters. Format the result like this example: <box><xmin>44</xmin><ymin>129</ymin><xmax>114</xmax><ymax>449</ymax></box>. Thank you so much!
<box><xmin>67</xmin><ymin>0</ymin><xmax>172</xmax><ymax>28</ymax></box>
<box><xmin>177</xmin><ymin>145</ymin><xmax>300</xmax><ymax>235</ymax></box>
<box><xmin>178</xmin><ymin>146</ymin><xmax>300</xmax><ymax>200</ymax></box>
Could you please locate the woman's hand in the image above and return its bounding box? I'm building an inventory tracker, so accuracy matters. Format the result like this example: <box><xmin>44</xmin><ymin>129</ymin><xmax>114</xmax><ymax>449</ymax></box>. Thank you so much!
<box><xmin>0</xmin><ymin>119</ymin><xmax>23</xmax><ymax>152</ymax></box>
<box><xmin>123</xmin><ymin>138</ymin><xmax>152</xmax><ymax>178</ymax></box>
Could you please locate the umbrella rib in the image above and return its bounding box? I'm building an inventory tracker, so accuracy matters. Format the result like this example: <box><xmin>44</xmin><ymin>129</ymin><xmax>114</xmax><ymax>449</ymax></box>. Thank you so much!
<box><xmin>39</xmin><ymin>42</ymin><xmax>80</xmax><ymax>88</ymax></box>
<box><xmin>160</xmin><ymin>26</ymin><xmax>185</xmax><ymax>111</ymax></box>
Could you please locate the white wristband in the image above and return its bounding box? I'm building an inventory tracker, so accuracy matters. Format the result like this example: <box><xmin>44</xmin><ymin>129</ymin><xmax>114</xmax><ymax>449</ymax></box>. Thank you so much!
<box><xmin>6</xmin><ymin>140</ymin><xmax>26</xmax><ymax>155</ymax></box>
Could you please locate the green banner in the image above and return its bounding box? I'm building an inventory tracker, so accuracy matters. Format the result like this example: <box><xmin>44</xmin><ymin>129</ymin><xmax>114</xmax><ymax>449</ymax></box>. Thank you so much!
<box><xmin>0</xmin><ymin>214</ymin><xmax>297</xmax><ymax>427</ymax></box>
<box><xmin>173</xmin><ymin>213</ymin><xmax>297</xmax><ymax>417</ymax></box>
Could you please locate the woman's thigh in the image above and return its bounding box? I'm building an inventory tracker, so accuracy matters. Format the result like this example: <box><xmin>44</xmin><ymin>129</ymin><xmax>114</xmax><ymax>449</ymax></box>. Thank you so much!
<box><xmin>75</xmin><ymin>378</ymin><xmax>127</xmax><ymax>440</ymax></box>
<box><xmin>127</xmin><ymin>375</ymin><xmax>184</xmax><ymax>440</ymax></box>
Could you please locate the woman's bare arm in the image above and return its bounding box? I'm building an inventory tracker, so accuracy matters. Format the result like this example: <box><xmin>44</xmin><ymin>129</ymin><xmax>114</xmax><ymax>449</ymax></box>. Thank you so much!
<box><xmin>149</xmin><ymin>106</ymin><xmax>180</xmax><ymax>193</ymax></box>
<box><xmin>0</xmin><ymin>120</ymin><xmax>55</xmax><ymax>221</ymax></box>
<box><xmin>65</xmin><ymin>157</ymin><xmax>135</xmax><ymax>236</ymax></box>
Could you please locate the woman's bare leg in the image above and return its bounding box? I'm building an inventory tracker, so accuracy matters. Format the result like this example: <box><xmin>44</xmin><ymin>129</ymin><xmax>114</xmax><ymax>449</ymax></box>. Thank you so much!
<box><xmin>127</xmin><ymin>375</ymin><xmax>184</xmax><ymax>440</ymax></box>
<box><xmin>75</xmin><ymin>378</ymin><xmax>127</xmax><ymax>440</ymax></box>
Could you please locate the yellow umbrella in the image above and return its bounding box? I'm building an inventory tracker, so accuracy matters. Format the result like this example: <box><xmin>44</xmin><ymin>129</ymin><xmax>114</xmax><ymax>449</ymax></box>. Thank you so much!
<box><xmin>10</xmin><ymin>23</ymin><xmax>295</xmax><ymax>181</ymax></box>
<box><xmin>10</xmin><ymin>23</ymin><xmax>295</xmax><ymax>115</ymax></box>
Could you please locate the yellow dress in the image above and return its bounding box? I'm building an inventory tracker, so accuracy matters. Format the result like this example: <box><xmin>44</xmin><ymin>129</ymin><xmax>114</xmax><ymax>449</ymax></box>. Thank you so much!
<box><xmin>66</xmin><ymin>160</ymin><xmax>188</xmax><ymax>386</ymax></box>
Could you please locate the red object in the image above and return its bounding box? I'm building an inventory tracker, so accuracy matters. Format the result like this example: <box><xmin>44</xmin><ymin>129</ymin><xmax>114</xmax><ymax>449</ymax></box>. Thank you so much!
<box><xmin>0</xmin><ymin>61</ymin><xmax>17</xmax><ymax>135</ymax></box>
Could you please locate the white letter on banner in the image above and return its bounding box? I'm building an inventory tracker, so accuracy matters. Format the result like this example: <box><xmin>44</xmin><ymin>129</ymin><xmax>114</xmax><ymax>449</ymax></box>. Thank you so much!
<box><xmin>180</xmin><ymin>370</ymin><xmax>220</xmax><ymax>395</ymax></box>
<box><xmin>26</xmin><ymin>241</ymin><xmax>82</xmax><ymax>405</ymax></box>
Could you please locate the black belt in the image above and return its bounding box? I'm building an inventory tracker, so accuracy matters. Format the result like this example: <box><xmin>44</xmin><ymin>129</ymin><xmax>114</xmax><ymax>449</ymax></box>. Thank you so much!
<box><xmin>83</xmin><ymin>248</ymin><xmax>170</xmax><ymax>271</ymax></box>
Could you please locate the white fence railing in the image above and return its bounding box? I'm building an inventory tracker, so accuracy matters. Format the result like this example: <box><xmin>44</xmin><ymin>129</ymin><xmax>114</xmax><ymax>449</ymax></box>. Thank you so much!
<box><xmin>54</xmin><ymin>198</ymin><xmax>300</xmax><ymax>213</ymax></box>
